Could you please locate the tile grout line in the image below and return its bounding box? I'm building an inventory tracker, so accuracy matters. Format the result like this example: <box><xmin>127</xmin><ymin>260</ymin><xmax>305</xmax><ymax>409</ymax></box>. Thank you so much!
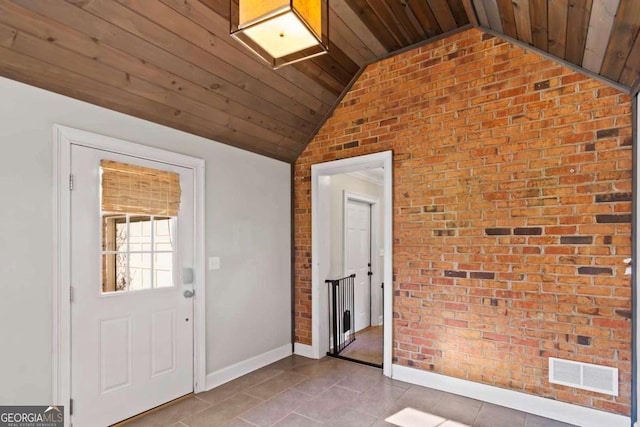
<box><xmin>265</xmin><ymin>411</ymin><xmax>297</xmax><ymax>427</ymax></box>
<box><xmin>175</xmin><ymin>397</ymin><xmax>214</xmax><ymax>425</ymax></box>
<box><xmin>472</xmin><ymin>402</ymin><xmax>486</xmax><ymax>427</ymax></box>
<box><xmin>191</xmin><ymin>394</ymin><xmax>213</xmax><ymax>407</ymax></box>
<box><xmin>236</xmin><ymin>415</ymin><xmax>262</xmax><ymax>427</ymax></box>
<box><xmin>231</xmin><ymin>373</ymin><xmax>313</xmax><ymax>426</ymax></box>
<box><xmin>291</xmin><ymin>410</ymin><xmax>325</xmax><ymax>425</ymax></box>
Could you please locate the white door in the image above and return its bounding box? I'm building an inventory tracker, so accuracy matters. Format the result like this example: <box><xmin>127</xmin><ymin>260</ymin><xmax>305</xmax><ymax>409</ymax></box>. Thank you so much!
<box><xmin>345</xmin><ymin>199</ymin><xmax>371</xmax><ymax>332</ymax></box>
<box><xmin>70</xmin><ymin>144</ymin><xmax>194</xmax><ymax>426</ymax></box>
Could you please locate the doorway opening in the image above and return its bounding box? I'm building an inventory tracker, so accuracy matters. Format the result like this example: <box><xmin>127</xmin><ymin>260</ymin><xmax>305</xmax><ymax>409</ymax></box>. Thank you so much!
<box><xmin>326</xmin><ymin>180</ymin><xmax>383</xmax><ymax>367</ymax></box>
<box><xmin>307</xmin><ymin>151</ymin><xmax>392</xmax><ymax>377</ymax></box>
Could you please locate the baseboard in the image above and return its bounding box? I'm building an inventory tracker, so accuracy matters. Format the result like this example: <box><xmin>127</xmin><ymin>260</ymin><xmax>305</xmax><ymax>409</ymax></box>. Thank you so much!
<box><xmin>378</xmin><ymin>315</ymin><xmax>383</xmax><ymax>326</ymax></box>
<box><xmin>392</xmin><ymin>365</ymin><xmax>630</xmax><ymax>427</ymax></box>
<box><xmin>205</xmin><ymin>344</ymin><xmax>292</xmax><ymax>391</ymax></box>
<box><xmin>293</xmin><ymin>342</ymin><xmax>317</xmax><ymax>359</ymax></box>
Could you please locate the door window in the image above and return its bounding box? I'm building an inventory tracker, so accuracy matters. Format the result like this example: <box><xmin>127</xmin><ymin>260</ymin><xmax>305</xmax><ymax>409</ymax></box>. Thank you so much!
<box><xmin>100</xmin><ymin>160</ymin><xmax>181</xmax><ymax>293</ymax></box>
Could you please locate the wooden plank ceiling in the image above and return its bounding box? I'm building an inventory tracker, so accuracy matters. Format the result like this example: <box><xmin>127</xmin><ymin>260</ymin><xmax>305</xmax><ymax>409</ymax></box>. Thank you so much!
<box><xmin>0</xmin><ymin>1</ymin><xmax>637</xmax><ymax>163</ymax></box>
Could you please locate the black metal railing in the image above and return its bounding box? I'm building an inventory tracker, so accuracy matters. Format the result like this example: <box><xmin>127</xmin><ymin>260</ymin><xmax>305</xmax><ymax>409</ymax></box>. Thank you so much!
<box><xmin>326</xmin><ymin>274</ymin><xmax>356</xmax><ymax>356</ymax></box>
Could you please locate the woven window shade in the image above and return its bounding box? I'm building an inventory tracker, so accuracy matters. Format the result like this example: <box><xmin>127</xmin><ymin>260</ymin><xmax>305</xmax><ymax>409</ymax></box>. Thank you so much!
<box><xmin>100</xmin><ymin>160</ymin><xmax>181</xmax><ymax>217</ymax></box>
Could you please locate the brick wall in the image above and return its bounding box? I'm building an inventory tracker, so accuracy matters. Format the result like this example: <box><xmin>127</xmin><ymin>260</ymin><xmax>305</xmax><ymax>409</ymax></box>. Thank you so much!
<box><xmin>294</xmin><ymin>28</ymin><xmax>633</xmax><ymax>415</ymax></box>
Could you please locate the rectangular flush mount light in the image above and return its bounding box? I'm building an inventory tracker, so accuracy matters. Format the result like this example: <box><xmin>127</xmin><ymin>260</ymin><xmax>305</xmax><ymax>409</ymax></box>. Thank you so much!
<box><xmin>230</xmin><ymin>0</ymin><xmax>329</xmax><ymax>69</ymax></box>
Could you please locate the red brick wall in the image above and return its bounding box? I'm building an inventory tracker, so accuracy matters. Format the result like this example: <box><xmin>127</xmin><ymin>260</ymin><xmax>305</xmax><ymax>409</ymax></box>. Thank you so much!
<box><xmin>294</xmin><ymin>29</ymin><xmax>632</xmax><ymax>415</ymax></box>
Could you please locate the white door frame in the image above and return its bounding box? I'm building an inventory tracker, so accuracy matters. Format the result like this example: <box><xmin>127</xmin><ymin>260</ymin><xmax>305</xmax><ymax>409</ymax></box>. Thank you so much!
<box><xmin>343</xmin><ymin>192</ymin><xmax>380</xmax><ymax>326</ymax></box>
<box><xmin>308</xmin><ymin>151</ymin><xmax>393</xmax><ymax>377</ymax></box>
<box><xmin>52</xmin><ymin>125</ymin><xmax>206</xmax><ymax>424</ymax></box>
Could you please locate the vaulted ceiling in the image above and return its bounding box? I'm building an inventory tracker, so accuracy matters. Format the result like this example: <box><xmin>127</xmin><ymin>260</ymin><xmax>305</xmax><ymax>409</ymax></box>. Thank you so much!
<box><xmin>0</xmin><ymin>0</ymin><xmax>638</xmax><ymax>163</ymax></box>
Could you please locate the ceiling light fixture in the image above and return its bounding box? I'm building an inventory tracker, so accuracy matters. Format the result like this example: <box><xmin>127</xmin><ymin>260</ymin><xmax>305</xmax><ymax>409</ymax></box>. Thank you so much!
<box><xmin>230</xmin><ymin>0</ymin><xmax>329</xmax><ymax>69</ymax></box>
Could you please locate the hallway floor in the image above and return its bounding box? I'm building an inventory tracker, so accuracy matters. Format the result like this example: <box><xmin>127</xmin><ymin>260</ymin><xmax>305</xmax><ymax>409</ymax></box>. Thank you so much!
<box><xmin>122</xmin><ymin>355</ymin><xmax>576</xmax><ymax>427</ymax></box>
<box><xmin>340</xmin><ymin>326</ymin><xmax>383</xmax><ymax>366</ymax></box>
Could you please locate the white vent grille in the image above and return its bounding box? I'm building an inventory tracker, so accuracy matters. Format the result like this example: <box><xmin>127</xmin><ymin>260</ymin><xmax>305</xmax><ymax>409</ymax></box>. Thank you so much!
<box><xmin>549</xmin><ymin>357</ymin><xmax>618</xmax><ymax>396</ymax></box>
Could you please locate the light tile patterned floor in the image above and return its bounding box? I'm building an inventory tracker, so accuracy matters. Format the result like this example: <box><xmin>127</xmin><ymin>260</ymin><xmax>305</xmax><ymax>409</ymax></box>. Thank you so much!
<box><xmin>122</xmin><ymin>355</ymin><xmax>577</xmax><ymax>427</ymax></box>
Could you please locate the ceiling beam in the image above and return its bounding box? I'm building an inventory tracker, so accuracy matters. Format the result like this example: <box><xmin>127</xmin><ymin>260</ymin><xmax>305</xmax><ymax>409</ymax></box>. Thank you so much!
<box><xmin>601</xmin><ymin>0</ymin><xmax>640</xmax><ymax>81</ymax></box>
<box><xmin>548</xmin><ymin>0</ymin><xmax>569</xmax><ymax>58</ymax></box>
<box><xmin>482</xmin><ymin>0</ymin><xmax>504</xmax><ymax>32</ymax></box>
<box><xmin>461</xmin><ymin>0</ymin><xmax>479</xmax><ymax>26</ymax></box>
<box><xmin>582</xmin><ymin>0</ymin><xmax>619</xmax><ymax>73</ymax></box>
<box><xmin>511</xmin><ymin>0</ymin><xmax>532</xmax><ymax>44</ymax></box>
<box><xmin>331</xmin><ymin>0</ymin><xmax>388</xmax><ymax>57</ymax></box>
<box><xmin>529</xmin><ymin>0</ymin><xmax>548</xmax><ymax>51</ymax></box>
<box><xmin>565</xmin><ymin>0</ymin><xmax>593</xmax><ymax>65</ymax></box>
<box><xmin>427</xmin><ymin>0</ymin><xmax>458</xmax><ymax>31</ymax></box>
<box><xmin>496</xmin><ymin>0</ymin><xmax>517</xmax><ymax>38</ymax></box>
<box><xmin>472</xmin><ymin>0</ymin><xmax>489</xmax><ymax>27</ymax></box>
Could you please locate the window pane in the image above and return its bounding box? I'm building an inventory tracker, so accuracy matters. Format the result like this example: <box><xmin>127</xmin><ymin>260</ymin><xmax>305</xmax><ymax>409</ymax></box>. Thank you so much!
<box><xmin>115</xmin><ymin>223</ymin><xmax>127</xmax><ymax>252</ymax></box>
<box><xmin>154</xmin><ymin>217</ymin><xmax>175</xmax><ymax>289</ymax></box>
<box><xmin>102</xmin><ymin>253</ymin><xmax>128</xmax><ymax>293</ymax></box>
<box><xmin>142</xmin><ymin>219</ymin><xmax>152</xmax><ymax>237</ymax></box>
<box><xmin>155</xmin><ymin>254</ymin><xmax>173</xmax><ymax>289</ymax></box>
<box><xmin>153</xmin><ymin>217</ymin><xmax>174</xmax><ymax>251</ymax></box>
<box><xmin>129</xmin><ymin>216</ymin><xmax>152</xmax><ymax>249</ymax></box>
<box><xmin>101</xmin><ymin>214</ymin><xmax>127</xmax><ymax>293</ymax></box>
<box><xmin>100</xmin><ymin>194</ymin><xmax>176</xmax><ymax>292</ymax></box>
<box><xmin>128</xmin><ymin>251</ymin><xmax>152</xmax><ymax>291</ymax></box>
<box><xmin>102</xmin><ymin>215</ymin><xmax>127</xmax><ymax>253</ymax></box>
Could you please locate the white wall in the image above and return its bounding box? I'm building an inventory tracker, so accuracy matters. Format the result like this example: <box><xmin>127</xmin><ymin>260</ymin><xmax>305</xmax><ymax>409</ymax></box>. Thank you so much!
<box><xmin>0</xmin><ymin>76</ymin><xmax>291</xmax><ymax>404</ymax></box>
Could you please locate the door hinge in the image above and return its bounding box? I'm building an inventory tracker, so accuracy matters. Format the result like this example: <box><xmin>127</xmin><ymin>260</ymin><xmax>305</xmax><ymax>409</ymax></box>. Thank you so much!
<box><xmin>70</xmin><ymin>286</ymin><xmax>74</xmax><ymax>303</ymax></box>
<box><xmin>69</xmin><ymin>174</ymin><xmax>74</xmax><ymax>191</ymax></box>
<box><xmin>69</xmin><ymin>398</ymin><xmax>73</xmax><ymax>415</ymax></box>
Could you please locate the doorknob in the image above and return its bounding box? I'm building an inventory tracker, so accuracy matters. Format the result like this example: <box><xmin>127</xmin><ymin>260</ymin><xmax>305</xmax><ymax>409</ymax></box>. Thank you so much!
<box><xmin>183</xmin><ymin>289</ymin><xmax>195</xmax><ymax>298</ymax></box>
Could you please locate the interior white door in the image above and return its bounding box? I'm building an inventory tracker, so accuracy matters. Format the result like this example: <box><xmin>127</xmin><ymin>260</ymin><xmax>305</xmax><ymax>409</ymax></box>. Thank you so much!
<box><xmin>70</xmin><ymin>144</ymin><xmax>194</xmax><ymax>426</ymax></box>
<box><xmin>345</xmin><ymin>199</ymin><xmax>371</xmax><ymax>332</ymax></box>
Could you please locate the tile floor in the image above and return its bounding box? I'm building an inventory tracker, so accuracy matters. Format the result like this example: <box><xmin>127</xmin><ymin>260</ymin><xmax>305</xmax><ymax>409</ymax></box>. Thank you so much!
<box><xmin>123</xmin><ymin>355</ymin><xmax>577</xmax><ymax>427</ymax></box>
<box><xmin>340</xmin><ymin>326</ymin><xmax>383</xmax><ymax>366</ymax></box>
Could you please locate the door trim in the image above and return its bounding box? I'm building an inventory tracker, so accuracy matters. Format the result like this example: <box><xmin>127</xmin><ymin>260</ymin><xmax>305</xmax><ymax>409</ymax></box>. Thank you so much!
<box><xmin>343</xmin><ymin>192</ymin><xmax>379</xmax><ymax>327</ymax></box>
<box><xmin>309</xmin><ymin>151</ymin><xmax>393</xmax><ymax>377</ymax></box>
<box><xmin>52</xmin><ymin>125</ymin><xmax>206</xmax><ymax>424</ymax></box>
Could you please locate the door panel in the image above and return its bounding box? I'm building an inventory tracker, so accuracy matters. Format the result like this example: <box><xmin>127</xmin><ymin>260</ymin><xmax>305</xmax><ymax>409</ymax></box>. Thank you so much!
<box><xmin>70</xmin><ymin>144</ymin><xmax>194</xmax><ymax>426</ymax></box>
<box><xmin>345</xmin><ymin>199</ymin><xmax>371</xmax><ymax>332</ymax></box>
<box><xmin>100</xmin><ymin>317</ymin><xmax>131</xmax><ymax>393</ymax></box>
<box><xmin>151</xmin><ymin>309</ymin><xmax>176</xmax><ymax>376</ymax></box>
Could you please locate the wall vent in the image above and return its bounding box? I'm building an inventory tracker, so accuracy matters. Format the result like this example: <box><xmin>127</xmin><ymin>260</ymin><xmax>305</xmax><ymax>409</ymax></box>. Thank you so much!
<box><xmin>549</xmin><ymin>357</ymin><xmax>618</xmax><ymax>396</ymax></box>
